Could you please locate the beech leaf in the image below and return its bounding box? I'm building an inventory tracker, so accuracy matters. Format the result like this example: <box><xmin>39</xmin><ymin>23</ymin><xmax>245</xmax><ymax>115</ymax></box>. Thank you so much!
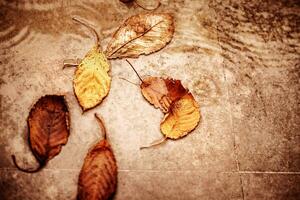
<box><xmin>77</xmin><ymin>114</ymin><xmax>117</xmax><ymax>200</ymax></box>
<box><xmin>160</xmin><ymin>93</ymin><xmax>201</xmax><ymax>139</ymax></box>
<box><xmin>74</xmin><ymin>46</ymin><xmax>111</xmax><ymax>111</ymax></box>
<box><xmin>141</xmin><ymin>77</ymin><xmax>188</xmax><ymax>113</ymax></box>
<box><xmin>124</xmin><ymin>60</ymin><xmax>201</xmax><ymax>148</ymax></box>
<box><xmin>105</xmin><ymin>13</ymin><xmax>174</xmax><ymax>59</ymax></box>
<box><xmin>11</xmin><ymin>95</ymin><xmax>70</xmax><ymax>173</ymax></box>
<box><xmin>64</xmin><ymin>17</ymin><xmax>111</xmax><ymax>112</ymax></box>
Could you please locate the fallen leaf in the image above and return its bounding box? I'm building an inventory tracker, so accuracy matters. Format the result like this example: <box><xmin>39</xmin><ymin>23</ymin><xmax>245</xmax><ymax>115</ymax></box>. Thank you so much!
<box><xmin>141</xmin><ymin>77</ymin><xmax>188</xmax><ymax>113</ymax></box>
<box><xmin>64</xmin><ymin>17</ymin><xmax>111</xmax><ymax>112</ymax></box>
<box><xmin>160</xmin><ymin>93</ymin><xmax>200</xmax><ymax>139</ymax></box>
<box><xmin>105</xmin><ymin>13</ymin><xmax>174</xmax><ymax>59</ymax></box>
<box><xmin>124</xmin><ymin>60</ymin><xmax>201</xmax><ymax>149</ymax></box>
<box><xmin>77</xmin><ymin>114</ymin><xmax>117</xmax><ymax>200</ymax></box>
<box><xmin>11</xmin><ymin>95</ymin><xmax>70</xmax><ymax>173</ymax></box>
<box><xmin>74</xmin><ymin>46</ymin><xmax>111</xmax><ymax>111</ymax></box>
<box><xmin>140</xmin><ymin>93</ymin><xmax>200</xmax><ymax>149</ymax></box>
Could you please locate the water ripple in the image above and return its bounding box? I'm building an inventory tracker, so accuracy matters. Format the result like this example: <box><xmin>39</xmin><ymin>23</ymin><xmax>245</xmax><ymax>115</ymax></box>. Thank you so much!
<box><xmin>0</xmin><ymin>0</ymin><xmax>124</xmax><ymax>50</ymax></box>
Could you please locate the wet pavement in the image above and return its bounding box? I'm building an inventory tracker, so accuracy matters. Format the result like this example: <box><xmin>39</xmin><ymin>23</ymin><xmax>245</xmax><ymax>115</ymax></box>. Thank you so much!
<box><xmin>0</xmin><ymin>0</ymin><xmax>300</xmax><ymax>199</ymax></box>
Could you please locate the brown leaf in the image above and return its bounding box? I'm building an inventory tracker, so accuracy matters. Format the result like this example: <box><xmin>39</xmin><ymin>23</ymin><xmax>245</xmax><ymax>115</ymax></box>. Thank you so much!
<box><xmin>77</xmin><ymin>114</ymin><xmax>117</xmax><ymax>200</ymax></box>
<box><xmin>11</xmin><ymin>95</ymin><xmax>70</xmax><ymax>173</ymax></box>
<box><xmin>141</xmin><ymin>76</ymin><xmax>188</xmax><ymax>113</ymax></box>
<box><xmin>105</xmin><ymin>13</ymin><xmax>174</xmax><ymax>59</ymax></box>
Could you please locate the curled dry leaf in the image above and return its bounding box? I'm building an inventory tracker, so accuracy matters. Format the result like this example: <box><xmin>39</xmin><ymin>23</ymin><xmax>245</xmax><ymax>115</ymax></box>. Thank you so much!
<box><xmin>160</xmin><ymin>93</ymin><xmax>200</xmax><ymax>139</ymax></box>
<box><xmin>77</xmin><ymin>114</ymin><xmax>117</xmax><ymax>200</ymax></box>
<box><xmin>141</xmin><ymin>77</ymin><xmax>188</xmax><ymax>113</ymax></box>
<box><xmin>105</xmin><ymin>13</ymin><xmax>174</xmax><ymax>59</ymax></box>
<box><xmin>11</xmin><ymin>95</ymin><xmax>70</xmax><ymax>173</ymax></box>
<box><xmin>124</xmin><ymin>60</ymin><xmax>201</xmax><ymax>148</ymax></box>
<box><xmin>64</xmin><ymin>17</ymin><xmax>111</xmax><ymax>111</ymax></box>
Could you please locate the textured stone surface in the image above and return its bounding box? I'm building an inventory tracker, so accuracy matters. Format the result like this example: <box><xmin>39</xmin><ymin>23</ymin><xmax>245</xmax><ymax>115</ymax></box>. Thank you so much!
<box><xmin>241</xmin><ymin>173</ymin><xmax>300</xmax><ymax>199</ymax></box>
<box><xmin>0</xmin><ymin>0</ymin><xmax>299</xmax><ymax>199</ymax></box>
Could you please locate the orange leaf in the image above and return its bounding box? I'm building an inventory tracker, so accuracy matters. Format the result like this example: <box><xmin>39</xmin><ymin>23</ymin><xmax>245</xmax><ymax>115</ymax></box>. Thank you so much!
<box><xmin>77</xmin><ymin>114</ymin><xmax>117</xmax><ymax>200</ymax></box>
<box><xmin>160</xmin><ymin>93</ymin><xmax>200</xmax><ymax>139</ymax></box>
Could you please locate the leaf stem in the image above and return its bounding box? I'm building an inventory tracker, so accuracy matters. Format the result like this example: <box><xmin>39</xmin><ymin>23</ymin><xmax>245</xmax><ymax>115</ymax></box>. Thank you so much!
<box><xmin>134</xmin><ymin>0</ymin><xmax>161</xmax><ymax>11</ymax></box>
<box><xmin>140</xmin><ymin>136</ymin><xmax>167</xmax><ymax>149</ymax></box>
<box><xmin>125</xmin><ymin>59</ymin><xmax>144</xmax><ymax>83</ymax></box>
<box><xmin>72</xmin><ymin>17</ymin><xmax>100</xmax><ymax>47</ymax></box>
<box><xmin>62</xmin><ymin>59</ymin><xmax>81</xmax><ymax>69</ymax></box>
<box><xmin>119</xmin><ymin>77</ymin><xmax>139</xmax><ymax>86</ymax></box>
<box><xmin>11</xmin><ymin>155</ymin><xmax>44</xmax><ymax>173</ymax></box>
<box><xmin>94</xmin><ymin>113</ymin><xmax>107</xmax><ymax>140</ymax></box>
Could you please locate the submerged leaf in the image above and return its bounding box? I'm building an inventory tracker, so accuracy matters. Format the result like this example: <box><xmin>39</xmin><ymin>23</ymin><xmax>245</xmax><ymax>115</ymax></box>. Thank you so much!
<box><xmin>77</xmin><ymin>114</ymin><xmax>117</xmax><ymax>200</ymax></box>
<box><xmin>141</xmin><ymin>77</ymin><xmax>188</xmax><ymax>113</ymax></box>
<box><xmin>74</xmin><ymin>46</ymin><xmax>111</xmax><ymax>111</ymax></box>
<box><xmin>12</xmin><ymin>95</ymin><xmax>70</xmax><ymax>173</ymax></box>
<box><xmin>160</xmin><ymin>93</ymin><xmax>200</xmax><ymax>139</ymax></box>
<box><xmin>105</xmin><ymin>13</ymin><xmax>174</xmax><ymax>59</ymax></box>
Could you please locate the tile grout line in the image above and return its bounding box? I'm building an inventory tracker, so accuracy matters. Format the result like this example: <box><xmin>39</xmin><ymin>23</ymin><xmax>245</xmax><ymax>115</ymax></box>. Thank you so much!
<box><xmin>222</xmin><ymin>67</ymin><xmax>245</xmax><ymax>200</ymax></box>
<box><xmin>238</xmin><ymin>171</ymin><xmax>300</xmax><ymax>175</ymax></box>
<box><xmin>217</xmin><ymin>57</ymin><xmax>245</xmax><ymax>197</ymax></box>
<box><xmin>215</xmin><ymin>11</ymin><xmax>245</xmax><ymax>200</ymax></box>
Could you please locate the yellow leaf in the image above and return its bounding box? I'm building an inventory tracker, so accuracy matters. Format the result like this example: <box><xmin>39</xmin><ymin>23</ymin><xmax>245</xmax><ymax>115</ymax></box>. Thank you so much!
<box><xmin>105</xmin><ymin>13</ymin><xmax>174</xmax><ymax>59</ymax></box>
<box><xmin>74</xmin><ymin>46</ymin><xmax>111</xmax><ymax>111</ymax></box>
<box><xmin>160</xmin><ymin>93</ymin><xmax>200</xmax><ymax>139</ymax></box>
